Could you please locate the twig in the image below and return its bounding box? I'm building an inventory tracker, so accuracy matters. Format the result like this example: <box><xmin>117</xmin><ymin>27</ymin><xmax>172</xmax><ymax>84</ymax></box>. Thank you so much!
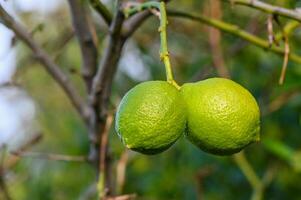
<box><xmin>265</xmin><ymin>89</ymin><xmax>300</xmax><ymax>115</ymax></box>
<box><xmin>275</xmin><ymin>21</ymin><xmax>300</xmax><ymax>42</ymax></box>
<box><xmin>0</xmin><ymin>4</ymin><xmax>91</xmax><ymax>123</ymax></box>
<box><xmin>52</xmin><ymin>30</ymin><xmax>75</xmax><ymax>62</ymax></box>
<box><xmin>167</xmin><ymin>10</ymin><xmax>301</xmax><ymax>64</ymax></box>
<box><xmin>267</xmin><ymin>15</ymin><xmax>275</xmax><ymax>46</ymax></box>
<box><xmin>68</xmin><ymin>0</ymin><xmax>99</xmax><ymax>90</ymax></box>
<box><xmin>97</xmin><ymin>114</ymin><xmax>113</xmax><ymax>199</ymax></box>
<box><xmin>234</xmin><ymin>152</ymin><xmax>261</xmax><ymax>189</ymax></box>
<box><xmin>106</xmin><ymin>194</ymin><xmax>136</xmax><ymax>200</ymax></box>
<box><xmin>89</xmin><ymin>0</ymin><xmax>113</xmax><ymax>26</ymax></box>
<box><xmin>10</xmin><ymin>151</ymin><xmax>88</xmax><ymax>162</ymax></box>
<box><xmin>116</xmin><ymin>150</ymin><xmax>129</xmax><ymax>195</ymax></box>
<box><xmin>234</xmin><ymin>152</ymin><xmax>265</xmax><ymax>200</ymax></box>
<box><xmin>279</xmin><ymin>35</ymin><xmax>290</xmax><ymax>85</ymax></box>
<box><xmin>122</xmin><ymin>10</ymin><xmax>152</xmax><ymax>38</ymax></box>
<box><xmin>224</xmin><ymin>0</ymin><xmax>301</xmax><ymax>22</ymax></box>
<box><xmin>4</xmin><ymin>133</ymin><xmax>42</xmax><ymax>169</ymax></box>
<box><xmin>0</xmin><ymin>134</ymin><xmax>42</xmax><ymax>200</ymax></box>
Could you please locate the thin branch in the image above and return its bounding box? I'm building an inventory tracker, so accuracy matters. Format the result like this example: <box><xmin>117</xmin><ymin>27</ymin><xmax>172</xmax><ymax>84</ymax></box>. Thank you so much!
<box><xmin>116</xmin><ymin>150</ymin><xmax>129</xmax><ymax>195</ymax></box>
<box><xmin>279</xmin><ymin>35</ymin><xmax>290</xmax><ymax>85</ymax></box>
<box><xmin>98</xmin><ymin>114</ymin><xmax>113</xmax><ymax>199</ymax></box>
<box><xmin>122</xmin><ymin>10</ymin><xmax>152</xmax><ymax>38</ymax></box>
<box><xmin>122</xmin><ymin>8</ymin><xmax>301</xmax><ymax>64</ymax></box>
<box><xmin>53</xmin><ymin>30</ymin><xmax>75</xmax><ymax>62</ymax></box>
<box><xmin>233</xmin><ymin>152</ymin><xmax>262</xmax><ymax>190</ymax></box>
<box><xmin>265</xmin><ymin>89</ymin><xmax>300</xmax><ymax>115</ymax></box>
<box><xmin>4</xmin><ymin>133</ymin><xmax>42</xmax><ymax>169</ymax></box>
<box><xmin>167</xmin><ymin>10</ymin><xmax>301</xmax><ymax>64</ymax></box>
<box><xmin>10</xmin><ymin>151</ymin><xmax>88</xmax><ymax>162</ymax></box>
<box><xmin>89</xmin><ymin>0</ymin><xmax>112</xmax><ymax>26</ymax></box>
<box><xmin>267</xmin><ymin>15</ymin><xmax>276</xmax><ymax>46</ymax></box>
<box><xmin>233</xmin><ymin>152</ymin><xmax>263</xmax><ymax>200</ymax></box>
<box><xmin>275</xmin><ymin>20</ymin><xmax>300</xmax><ymax>42</ymax></box>
<box><xmin>0</xmin><ymin>4</ymin><xmax>91</xmax><ymax>123</ymax></box>
<box><xmin>68</xmin><ymin>0</ymin><xmax>99</xmax><ymax>90</ymax></box>
<box><xmin>224</xmin><ymin>0</ymin><xmax>301</xmax><ymax>22</ymax></box>
<box><xmin>90</xmin><ymin>4</ymin><xmax>125</xmax><ymax>110</ymax></box>
<box><xmin>106</xmin><ymin>194</ymin><xmax>136</xmax><ymax>200</ymax></box>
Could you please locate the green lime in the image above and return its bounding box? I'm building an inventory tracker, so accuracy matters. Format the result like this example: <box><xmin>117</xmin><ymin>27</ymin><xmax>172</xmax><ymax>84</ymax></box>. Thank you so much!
<box><xmin>115</xmin><ymin>81</ymin><xmax>186</xmax><ymax>155</ymax></box>
<box><xmin>180</xmin><ymin>78</ymin><xmax>260</xmax><ymax>155</ymax></box>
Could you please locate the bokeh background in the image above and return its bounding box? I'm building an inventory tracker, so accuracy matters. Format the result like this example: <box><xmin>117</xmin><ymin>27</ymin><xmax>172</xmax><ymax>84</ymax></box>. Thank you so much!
<box><xmin>0</xmin><ymin>0</ymin><xmax>301</xmax><ymax>199</ymax></box>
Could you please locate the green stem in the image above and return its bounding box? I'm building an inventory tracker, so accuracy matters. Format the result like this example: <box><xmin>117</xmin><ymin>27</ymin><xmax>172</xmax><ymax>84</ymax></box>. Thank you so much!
<box><xmin>159</xmin><ymin>2</ymin><xmax>179</xmax><ymax>88</ymax></box>
<box><xmin>233</xmin><ymin>152</ymin><xmax>264</xmax><ymax>200</ymax></box>
<box><xmin>89</xmin><ymin>0</ymin><xmax>112</xmax><ymax>25</ymax></box>
<box><xmin>124</xmin><ymin>2</ymin><xmax>160</xmax><ymax>18</ymax></box>
<box><xmin>124</xmin><ymin>1</ymin><xmax>180</xmax><ymax>89</ymax></box>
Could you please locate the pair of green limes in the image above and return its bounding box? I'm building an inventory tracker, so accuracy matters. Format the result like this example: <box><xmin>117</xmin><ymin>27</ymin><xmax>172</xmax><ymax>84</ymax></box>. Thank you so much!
<box><xmin>115</xmin><ymin>78</ymin><xmax>260</xmax><ymax>156</ymax></box>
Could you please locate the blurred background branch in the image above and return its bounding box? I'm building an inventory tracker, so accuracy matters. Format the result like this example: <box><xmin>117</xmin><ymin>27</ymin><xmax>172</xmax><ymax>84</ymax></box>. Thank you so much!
<box><xmin>225</xmin><ymin>0</ymin><xmax>301</xmax><ymax>22</ymax></box>
<box><xmin>167</xmin><ymin>10</ymin><xmax>301</xmax><ymax>64</ymax></box>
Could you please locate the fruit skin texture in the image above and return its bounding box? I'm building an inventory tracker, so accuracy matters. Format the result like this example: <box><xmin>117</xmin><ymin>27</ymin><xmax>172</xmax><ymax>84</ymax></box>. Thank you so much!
<box><xmin>115</xmin><ymin>81</ymin><xmax>186</xmax><ymax>155</ymax></box>
<box><xmin>180</xmin><ymin>78</ymin><xmax>260</xmax><ymax>155</ymax></box>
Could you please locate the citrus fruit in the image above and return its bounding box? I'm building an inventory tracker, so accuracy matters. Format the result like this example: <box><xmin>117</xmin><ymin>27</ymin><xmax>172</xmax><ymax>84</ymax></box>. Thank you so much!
<box><xmin>180</xmin><ymin>78</ymin><xmax>260</xmax><ymax>155</ymax></box>
<box><xmin>115</xmin><ymin>81</ymin><xmax>186</xmax><ymax>155</ymax></box>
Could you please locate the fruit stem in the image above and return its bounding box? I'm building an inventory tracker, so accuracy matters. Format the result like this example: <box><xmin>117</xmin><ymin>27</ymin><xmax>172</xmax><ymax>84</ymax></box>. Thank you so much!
<box><xmin>123</xmin><ymin>1</ymin><xmax>180</xmax><ymax>89</ymax></box>
<box><xmin>158</xmin><ymin>2</ymin><xmax>180</xmax><ymax>89</ymax></box>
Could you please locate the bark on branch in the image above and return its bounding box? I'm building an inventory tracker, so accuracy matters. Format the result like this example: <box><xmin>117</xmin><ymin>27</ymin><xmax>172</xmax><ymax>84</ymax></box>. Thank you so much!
<box><xmin>89</xmin><ymin>0</ymin><xmax>113</xmax><ymax>26</ymax></box>
<box><xmin>68</xmin><ymin>0</ymin><xmax>99</xmax><ymax>90</ymax></box>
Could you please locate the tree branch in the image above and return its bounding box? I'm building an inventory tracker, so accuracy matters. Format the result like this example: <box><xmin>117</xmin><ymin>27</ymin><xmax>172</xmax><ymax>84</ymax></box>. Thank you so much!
<box><xmin>88</xmin><ymin>0</ymin><xmax>125</xmax><ymax>168</ymax></box>
<box><xmin>97</xmin><ymin>114</ymin><xmax>113</xmax><ymax>199</ymax></box>
<box><xmin>68</xmin><ymin>0</ymin><xmax>99</xmax><ymax>90</ymax></box>
<box><xmin>10</xmin><ymin>151</ymin><xmax>88</xmax><ymax>162</ymax></box>
<box><xmin>0</xmin><ymin>4</ymin><xmax>91</xmax><ymax>123</ymax></box>
<box><xmin>122</xmin><ymin>10</ymin><xmax>152</xmax><ymax>38</ymax></box>
<box><xmin>233</xmin><ymin>152</ymin><xmax>264</xmax><ymax>200</ymax></box>
<box><xmin>90</xmin><ymin>5</ymin><xmax>125</xmax><ymax>114</ymax></box>
<box><xmin>224</xmin><ymin>0</ymin><xmax>301</xmax><ymax>22</ymax></box>
<box><xmin>167</xmin><ymin>10</ymin><xmax>301</xmax><ymax>64</ymax></box>
<box><xmin>106</xmin><ymin>194</ymin><xmax>136</xmax><ymax>200</ymax></box>
<box><xmin>89</xmin><ymin>0</ymin><xmax>113</xmax><ymax>26</ymax></box>
<box><xmin>120</xmin><ymin>7</ymin><xmax>301</xmax><ymax>64</ymax></box>
<box><xmin>121</xmin><ymin>0</ymin><xmax>172</xmax><ymax>38</ymax></box>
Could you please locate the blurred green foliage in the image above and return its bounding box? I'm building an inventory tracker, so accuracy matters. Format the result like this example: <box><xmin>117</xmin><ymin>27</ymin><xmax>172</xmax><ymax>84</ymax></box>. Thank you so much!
<box><xmin>4</xmin><ymin>0</ymin><xmax>301</xmax><ymax>199</ymax></box>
